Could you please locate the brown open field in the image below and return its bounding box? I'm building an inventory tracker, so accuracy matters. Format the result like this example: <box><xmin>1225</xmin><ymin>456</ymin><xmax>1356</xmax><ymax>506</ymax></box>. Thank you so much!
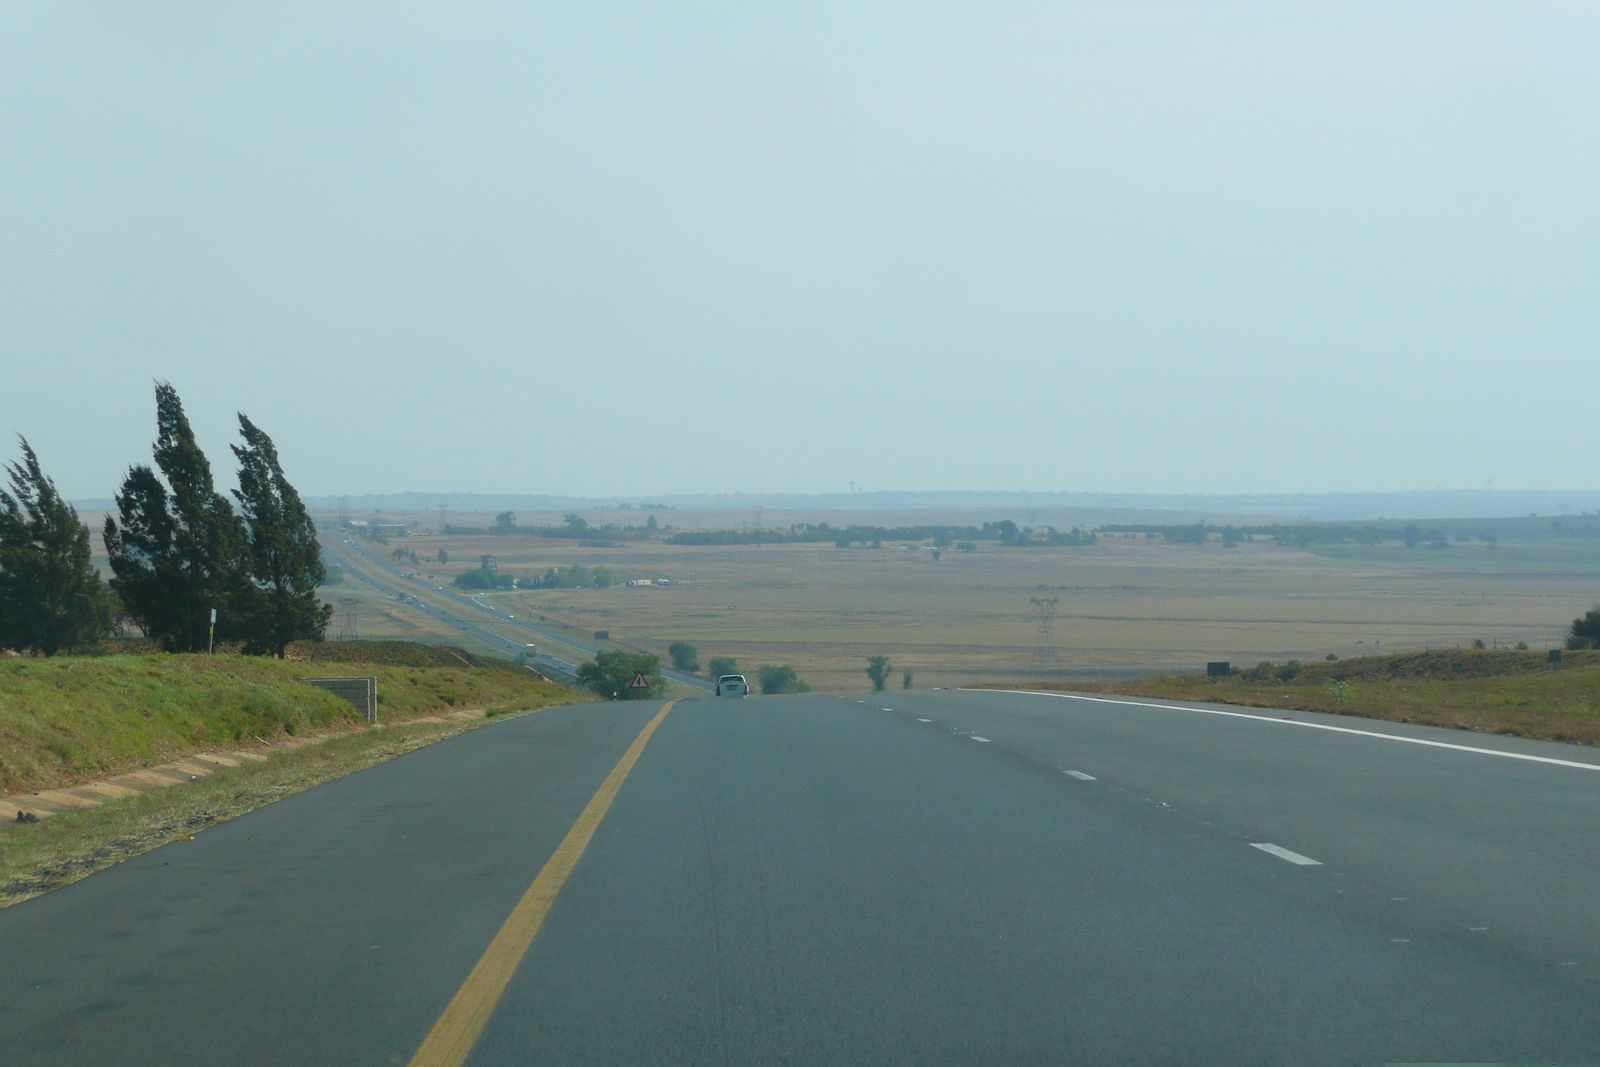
<box><xmin>317</xmin><ymin>508</ymin><xmax>1600</xmax><ymax>692</ymax></box>
<box><xmin>1008</xmin><ymin>648</ymin><xmax>1600</xmax><ymax>750</ymax></box>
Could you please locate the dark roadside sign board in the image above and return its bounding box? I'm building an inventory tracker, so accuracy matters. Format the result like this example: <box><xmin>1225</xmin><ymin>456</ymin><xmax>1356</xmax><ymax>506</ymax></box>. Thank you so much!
<box><xmin>629</xmin><ymin>671</ymin><xmax>651</xmax><ymax>691</ymax></box>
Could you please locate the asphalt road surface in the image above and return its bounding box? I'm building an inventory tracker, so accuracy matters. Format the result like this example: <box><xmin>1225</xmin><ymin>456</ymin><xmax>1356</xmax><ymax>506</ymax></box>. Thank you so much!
<box><xmin>5</xmin><ymin>688</ymin><xmax>1600</xmax><ymax>1065</ymax></box>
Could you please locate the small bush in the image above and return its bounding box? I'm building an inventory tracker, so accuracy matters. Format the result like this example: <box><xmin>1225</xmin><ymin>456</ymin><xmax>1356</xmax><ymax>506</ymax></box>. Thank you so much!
<box><xmin>667</xmin><ymin>641</ymin><xmax>699</xmax><ymax>673</ymax></box>
<box><xmin>757</xmin><ymin>664</ymin><xmax>811</xmax><ymax>695</ymax></box>
<box><xmin>866</xmin><ymin>655</ymin><xmax>892</xmax><ymax>691</ymax></box>
<box><xmin>707</xmin><ymin>656</ymin><xmax>738</xmax><ymax>679</ymax></box>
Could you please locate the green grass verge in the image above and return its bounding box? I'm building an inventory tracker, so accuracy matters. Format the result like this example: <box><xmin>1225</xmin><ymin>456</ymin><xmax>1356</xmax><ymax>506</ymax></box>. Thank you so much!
<box><xmin>0</xmin><ymin>707</ymin><xmax>569</xmax><ymax>908</ymax></box>
<box><xmin>990</xmin><ymin>649</ymin><xmax>1600</xmax><ymax>747</ymax></box>
<box><xmin>0</xmin><ymin>650</ymin><xmax>578</xmax><ymax>795</ymax></box>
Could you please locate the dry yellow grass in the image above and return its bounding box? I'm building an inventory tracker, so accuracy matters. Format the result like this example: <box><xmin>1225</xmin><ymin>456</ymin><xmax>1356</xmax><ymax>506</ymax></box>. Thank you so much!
<box><xmin>998</xmin><ymin>648</ymin><xmax>1600</xmax><ymax>749</ymax></box>
<box><xmin>331</xmin><ymin>525</ymin><xmax>1600</xmax><ymax>691</ymax></box>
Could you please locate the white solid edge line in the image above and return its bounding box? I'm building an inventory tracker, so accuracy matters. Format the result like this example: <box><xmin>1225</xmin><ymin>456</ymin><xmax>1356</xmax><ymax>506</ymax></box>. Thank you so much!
<box><xmin>1065</xmin><ymin>770</ymin><xmax>1096</xmax><ymax>780</ymax></box>
<box><xmin>959</xmin><ymin>690</ymin><xmax>1600</xmax><ymax>773</ymax></box>
<box><xmin>1251</xmin><ymin>842</ymin><xmax>1322</xmax><ymax>866</ymax></box>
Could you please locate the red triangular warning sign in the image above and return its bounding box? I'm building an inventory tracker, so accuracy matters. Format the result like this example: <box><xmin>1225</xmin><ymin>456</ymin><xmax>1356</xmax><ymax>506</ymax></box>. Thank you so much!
<box><xmin>628</xmin><ymin>670</ymin><xmax>650</xmax><ymax>689</ymax></box>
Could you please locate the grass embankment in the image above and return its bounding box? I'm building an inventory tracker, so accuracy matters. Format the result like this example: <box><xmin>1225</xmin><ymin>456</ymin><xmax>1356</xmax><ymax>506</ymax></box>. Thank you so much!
<box><xmin>0</xmin><ymin>641</ymin><xmax>570</xmax><ymax>795</ymax></box>
<box><xmin>996</xmin><ymin>649</ymin><xmax>1600</xmax><ymax>747</ymax></box>
<box><xmin>0</xmin><ymin>640</ymin><xmax>587</xmax><ymax>906</ymax></box>
<box><xmin>0</xmin><ymin>715</ymin><xmax>513</xmax><ymax>905</ymax></box>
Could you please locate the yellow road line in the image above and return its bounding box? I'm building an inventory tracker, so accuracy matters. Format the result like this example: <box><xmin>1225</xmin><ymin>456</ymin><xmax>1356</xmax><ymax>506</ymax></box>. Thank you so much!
<box><xmin>406</xmin><ymin>700</ymin><xmax>676</xmax><ymax>1067</ymax></box>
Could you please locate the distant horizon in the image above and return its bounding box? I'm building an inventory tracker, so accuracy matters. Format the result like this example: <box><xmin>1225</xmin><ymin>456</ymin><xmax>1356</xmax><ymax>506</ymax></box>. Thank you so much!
<box><xmin>70</xmin><ymin>487</ymin><xmax>1600</xmax><ymax>524</ymax></box>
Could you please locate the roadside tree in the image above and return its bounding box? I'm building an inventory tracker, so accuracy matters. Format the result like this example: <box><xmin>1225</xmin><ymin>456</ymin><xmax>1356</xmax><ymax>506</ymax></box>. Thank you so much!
<box><xmin>231</xmin><ymin>414</ymin><xmax>332</xmax><ymax>657</ymax></box>
<box><xmin>866</xmin><ymin>655</ymin><xmax>892</xmax><ymax>690</ymax></box>
<box><xmin>104</xmin><ymin>383</ymin><xmax>259</xmax><ymax>651</ymax></box>
<box><xmin>0</xmin><ymin>438</ymin><xmax>117</xmax><ymax>654</ymax></box>
<box><xmin>577</xmin><ymin>649</ymin><xmax>664</xmax><ymax>700</ymax></box>
<box><xmin>1567</xmin><ymin>605</ymin><xmax>1600</xmax><ymax>650</ymax></box>
<box><xmin>757</xmin><ymin>664</ymin><xmax>811</xmax><ymax>694</ymax></box>
<box><xmin>668</xmin><ymin>641</ymin><xmax>699</xmax><ymax>672</ymax></box>
<box><xmin>707</xmin><ymin>656</ymin><xmax>738</xmax><ymax>679</ymax></box>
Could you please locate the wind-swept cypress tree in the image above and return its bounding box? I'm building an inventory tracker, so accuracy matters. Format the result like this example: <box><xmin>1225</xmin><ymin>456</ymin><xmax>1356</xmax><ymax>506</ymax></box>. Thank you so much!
<box><xmin>0</xmin><ymin>438</ymin><xmax>115</xmax><ymax>654</ymax></box>
<box><xmin>232</xmin><ymin>413</ymin><xmax>330</xmax><ymax>657</ymax></box>
<box><xmin>104</xmin><ymin>383</ymin><xmax>259</xmax><ymax>651</ymax></box>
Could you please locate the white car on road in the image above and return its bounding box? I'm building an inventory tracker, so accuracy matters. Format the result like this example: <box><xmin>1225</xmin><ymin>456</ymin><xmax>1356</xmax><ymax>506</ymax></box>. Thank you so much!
<box><xmin>715</xmin><ymin>675</ymin><xmax>750</xmax><ymax>697</ymax></box>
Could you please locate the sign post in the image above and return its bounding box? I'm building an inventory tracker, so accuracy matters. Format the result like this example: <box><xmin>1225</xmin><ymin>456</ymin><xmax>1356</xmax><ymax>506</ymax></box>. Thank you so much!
<box><xmin>628</xmin><ymin>671</ymin><xmax>651</xmax><ymax>694</ymax></box>
<box><xmin>208</xmin><ymin>608</ymin><xmax>217</xmax><ymax>654</ymax></box>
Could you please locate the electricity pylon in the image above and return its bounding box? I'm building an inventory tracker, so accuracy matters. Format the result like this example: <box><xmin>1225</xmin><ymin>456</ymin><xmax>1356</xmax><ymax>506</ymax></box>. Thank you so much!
<box><xmin>1029</xmin><ymin>596</ymin><xmax>1060</xmax><ymax>671</ymax></box>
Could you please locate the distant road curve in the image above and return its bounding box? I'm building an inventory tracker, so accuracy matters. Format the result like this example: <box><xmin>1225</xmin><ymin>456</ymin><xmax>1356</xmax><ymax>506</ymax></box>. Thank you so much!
<box><xmin>322</xmin><ymin>537</ymin><xmax>714</xmax><ymax>693</ymax></box>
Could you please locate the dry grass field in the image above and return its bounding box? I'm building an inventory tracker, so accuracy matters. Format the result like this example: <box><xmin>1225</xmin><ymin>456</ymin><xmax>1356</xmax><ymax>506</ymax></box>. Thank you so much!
<box><xmin>319</xmin><ymin>508</ymin><xmax>1600</xmax><ymax>692</ymax></box>
<box><xmin>1008</xmin><ymin>648</ymin><xmax>1600</xmax><ymax>750</ymax></box>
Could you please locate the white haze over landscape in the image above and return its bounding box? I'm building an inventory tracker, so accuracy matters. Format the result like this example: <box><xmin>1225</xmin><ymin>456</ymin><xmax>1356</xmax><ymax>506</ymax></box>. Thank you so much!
<box><xmin>2</xmin><ymin>3</ymin><xmax>1597</xmax><ymax>505</ymax></box>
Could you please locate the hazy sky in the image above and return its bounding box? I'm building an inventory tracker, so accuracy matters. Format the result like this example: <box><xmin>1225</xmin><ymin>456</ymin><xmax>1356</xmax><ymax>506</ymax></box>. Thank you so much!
<box><xmin>3</xmin><ymin>2</ymin><xmax>1597</xmax><ymax>500</ymax></box>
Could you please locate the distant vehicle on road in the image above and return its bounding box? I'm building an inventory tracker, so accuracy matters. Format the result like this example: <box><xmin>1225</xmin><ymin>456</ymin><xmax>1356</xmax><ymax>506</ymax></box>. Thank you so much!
<box><xmin>715</xmin><ymin>675</ymin><xmax>749</xmax><ymax>697</ymax></box>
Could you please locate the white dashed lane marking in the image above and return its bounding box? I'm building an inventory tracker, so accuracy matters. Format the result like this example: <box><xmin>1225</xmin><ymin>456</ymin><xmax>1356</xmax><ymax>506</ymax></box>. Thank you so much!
<box><xmin>1064</xmin><ymin>770</ymin><xmax>1096</xmax><ymax>780</ymax></box>
<box><xmin>970</xmin><ymin>736</ymin><xmax>992</xmax><ymax>743</ymax></box>
<box><xmin>1250</xmin><ymin>843</ymin><xmax>1323</xmax><ymax>866</ymax></box>
<box><xmin>916</xmin><ymin>718</ymin><xmax>932</xmax><ymax>723</ymax></box>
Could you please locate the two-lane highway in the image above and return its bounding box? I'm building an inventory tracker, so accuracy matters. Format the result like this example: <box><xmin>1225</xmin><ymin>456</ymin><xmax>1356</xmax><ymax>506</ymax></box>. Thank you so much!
<box><xmin>4</xmin><ymin>688</ymin><xmax>1599</xmax><ymax>1064</ymax></box>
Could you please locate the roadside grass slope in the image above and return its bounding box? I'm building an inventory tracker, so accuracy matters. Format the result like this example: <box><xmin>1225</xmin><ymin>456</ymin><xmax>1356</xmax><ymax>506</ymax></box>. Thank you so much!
<box><xmin>993</xmin><ymin>649</ymin><xmax>1600</xmax><ymax>747</ymax></box>
<box><xmin>0</xmin><ymin>642</ymin><xmax>574</xmax><ymax>795</ymax></box>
